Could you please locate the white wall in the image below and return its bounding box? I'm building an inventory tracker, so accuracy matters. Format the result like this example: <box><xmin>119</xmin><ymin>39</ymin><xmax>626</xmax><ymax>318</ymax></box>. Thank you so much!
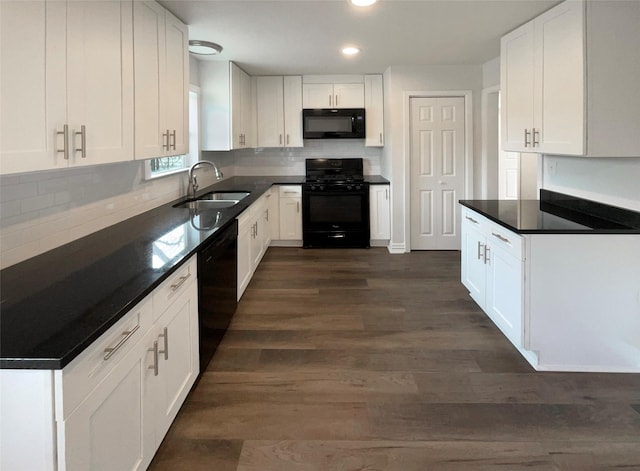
<box><xmin>382</xmin><ymin>64</ymin><xmax>483</xmax><ymax>252</ymax></box>
<box><xmin>542</xmin><ymin>155</ymin><xmax>640</xmax><ymax>211</ymax></box>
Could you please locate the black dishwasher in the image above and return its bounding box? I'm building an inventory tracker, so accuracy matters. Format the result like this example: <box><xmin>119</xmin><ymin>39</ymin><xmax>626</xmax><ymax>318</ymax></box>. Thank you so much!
<box><xmin>197</xmin><ymin>220</ymin><xmax>238</xmax><ymax>373</ymax></box>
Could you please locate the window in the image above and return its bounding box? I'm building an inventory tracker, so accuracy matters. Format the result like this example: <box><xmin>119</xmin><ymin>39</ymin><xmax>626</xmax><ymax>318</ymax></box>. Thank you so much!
<box><xmin>144</xmin><ymin>87</ymin><xmax>200</xmax><ymax>179</ymax></box>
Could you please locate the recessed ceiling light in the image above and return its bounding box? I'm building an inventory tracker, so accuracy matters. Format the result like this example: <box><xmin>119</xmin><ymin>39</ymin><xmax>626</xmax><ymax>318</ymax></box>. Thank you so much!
<box><xmin>342</xmin><ymin>47</ymin><xmax>360</xmax><ymax>56</ymax></box>
<box><xmin>188</xmin><ymin>40</ymin><xmax>223</xmax><ymax>55</ymax></box>
<box><xmin>350</xmin><ymin>0</ymin><xmax>377</xmax><ymax>6</ymax></box>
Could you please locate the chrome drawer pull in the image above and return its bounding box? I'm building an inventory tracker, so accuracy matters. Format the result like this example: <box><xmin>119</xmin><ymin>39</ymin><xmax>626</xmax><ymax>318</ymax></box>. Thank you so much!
<box><xmin>466</xmin><ymin>216</ymin><xmax>479</xmax><ymax>224</ymax></box>
<box><xmin>103</xmin><ymin>324</ymin><xmax>140</xmax><ymax>360</ymax></box>
<box><xmin>477</xmin><ymin>241</ymin><xmax>484</xmax><ymax>261</ymax></box>
<box><xmin>56</xmin><ymin>125</ymin><xmax>69</xmax><ymax>160</ymax></box>
<box><xmin>492</xmin><ymin>232</ymin><xmax>510</xmax><ymax>243</ymax></box>
<box><xmin>75</xmin><ymin>125</ymin><xmax>87</xmax><ymax>158</ymax></box>
<box><xmin>149</xmin><ymin>341</ymin><xmax>159</xmax><ymax>376</ymax></box>
<box><xmin>158</xmin><ymin>327</ymin><xmax>169</xmax><ymax>361</ymax></box>
<box><xmin>170</xmin><ymin>273</ymin><xmax>191</xmax><ymax>291</ymax></box>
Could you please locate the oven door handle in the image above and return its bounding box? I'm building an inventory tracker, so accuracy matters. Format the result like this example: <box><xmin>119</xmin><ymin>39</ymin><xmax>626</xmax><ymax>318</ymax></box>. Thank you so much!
<box><xmin>328</xmin><ymin>233</ymin><xmax>346</xmax><ymax>239</ymax></box>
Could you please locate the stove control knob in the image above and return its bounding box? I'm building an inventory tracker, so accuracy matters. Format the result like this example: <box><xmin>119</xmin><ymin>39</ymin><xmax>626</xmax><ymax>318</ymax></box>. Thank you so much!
<box><xmin>347</xmin><ymin>185</ymin><xmax>352</xmax><ymax>190</ymax></box>
<box><xmin>320</xmin><ymin>185</ymin><xmax>325</xmax><ymax>191</ymax></box>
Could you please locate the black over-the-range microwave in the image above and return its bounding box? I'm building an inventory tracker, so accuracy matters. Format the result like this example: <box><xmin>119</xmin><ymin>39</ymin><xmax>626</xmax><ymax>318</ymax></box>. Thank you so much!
<box><xmin>302</xmin><ymin>108</ymin><xmax>366</xmax><ymax>139</ymax></box>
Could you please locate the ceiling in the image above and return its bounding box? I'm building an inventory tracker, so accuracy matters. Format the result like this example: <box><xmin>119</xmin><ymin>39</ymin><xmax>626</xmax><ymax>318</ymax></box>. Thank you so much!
<box><xmin>159</xmin><ymin>0</ymin><xmax>561</xmax><ymax>76</ymax></box>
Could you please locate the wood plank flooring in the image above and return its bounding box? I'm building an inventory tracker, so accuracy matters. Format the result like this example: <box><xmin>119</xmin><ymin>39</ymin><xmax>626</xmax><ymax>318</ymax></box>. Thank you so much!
<box><xmin>149</xmin><ymin>248</ymin><xmax>640</xmax><ymax>470</ymax></box>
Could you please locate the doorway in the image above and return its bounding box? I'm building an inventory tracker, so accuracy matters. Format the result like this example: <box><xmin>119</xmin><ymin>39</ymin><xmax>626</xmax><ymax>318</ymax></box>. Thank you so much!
<box><xmin>409</xmin><ymin>96</ymin><xmax>466</xmax><ymax>250</ymax></box>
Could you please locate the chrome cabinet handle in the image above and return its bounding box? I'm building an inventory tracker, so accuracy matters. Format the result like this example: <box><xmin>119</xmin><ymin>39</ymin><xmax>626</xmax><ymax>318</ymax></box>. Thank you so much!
<box><xmin>379</xmin><ymin>133</ymin><xmax>382</xmax><ymax>145</ymax></box>
<box><xmin>484</xmin><ymin>246</ymin><xmax>491</xmax><ymax>264</ymax></box>
<box><xmin>103</xmin><ymin>324</ymin><xmax>140</xmax><ymax>360</ymax></box>
<box><xmin>335</xmin><ymin>95</ymin><xmax>338</xmax><ymax>107</ymax></box>
<box><xmin>75</xmin><ymin>125</ymin><xmax>86</xmax><ymax>158</ymax></box>
<box><xmin>296</xmin><ymin>201</ymin><xmax>300</xmax><ymax>213</ymax></box>
<box><xmin>162</xmin><ymin>130</ymin><xmax>170</xmax><ymax>151</ymax></box>
<box><xmin>465</xmin><ymin>216</ymin><xmax>479</xmax><ymax>224</ymax></box>
<box><xmin>532</xmin><ymin>128</ymin><xmax>540</xmax><ymax>147</ymax></box>
<box><xmin>286</xmin><ymin>134</ymin><xmax>290</xmax><ymax>145</ymax></box>
<box><xmin>477</xmin><ymin>241</ymin><xmax>484</xmax><ymax>261</ymax></box>
<box><xmin>149</xmin><ymin>340</ymin><xmax>159</xmax><ymax>376</ymax></box>
<box><xmin>385</xmin><ymin>188</ymin><xmax>389</xmax><ymax>200</ymax></box>
<box><xmin>170</xmin><ymin>130</ymin><xmax>176</xmax><ymax>150</ymax></box>
<box><xmin>279</xmin><ymin>134</ymin><xmax>283</xmax><ymax>145</ymax></box>
<box><xmin>329</xmin><ymin>94</ymin><xmax>332</xmax><ymax>107</ymax></box>
<box><xmin>524</xmin><ymin>129</ymin><xmax>531</xmax><ymax>147</ymax></box>
<box><xmin>492</xmin><ymin>232</ymin><xmax>510</xmax><ymax>243</ymax></box>
<box><xmin>57</xmin><ymin>125</ymin><xmax>69</xmax><ymax>160</ymax></box>
<box><xmin>158</xmin><ymin>327</ymin><xmax>169</xmax><ymax>360</ymax></box>
<box><xmin>284</xmin><ymin>191</ymin><xmax>298</xmax><ymax>195</ymax></box>
<box><xmin>265</xmin><ymin>209</ymin><xmax>269</xmax><ymax>221</ymax></box>
<box><xmin>170</xmin><ymin>272</ymin><xmax>191</xmax><ymax>291</ymax></box>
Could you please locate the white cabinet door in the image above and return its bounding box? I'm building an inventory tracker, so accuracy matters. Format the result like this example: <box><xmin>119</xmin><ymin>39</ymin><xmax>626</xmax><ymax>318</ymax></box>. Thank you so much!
<box><xmin>262</xmin><ymin>189</ymin><xmax>275</xmax><ymax>251</ymax></box>
<box><xmin>333</xmin><ymin>83</ymin><xmax>364</xmax><ymax>108</ymax></box>
<box><xmin>153</xmin><ymin>280</ymin><xmax>199</xmax><ymax>440</ymax></box>
<box><xmin>230</xmin><ymin>63</ymin><xmax>253</xmax><ymax>149</ymax></box>
<box><xmin>63</xmin><ymin>338</ymin><xmax>152</xmax><ymax>471</ymax></box>
<box><xmin>0</xmin><ymin>0</ymin><xmax>67</xmax><ymax>174</ymax></box>
<box><xmin>486</xmin><ymin>243</ymin><xmax>523</xmax><ymax>347</ymax></box>
<box><xmin>283</xmin><ymin>76</ymin><xmax>303</xmax><ymax>147</ymax></box>
<box><xmin>303</xmin><ymin>83</ymin><xmax>364</xmax><ymax>109</ymax></box>
<box><xmin>256</xmin><ymin>76</ymin><xmax>285</xmax><ymax>147</ymax></box>
<box><xmin>267</xmin><ymin>187</ymin><xmax>280</xmax><ymax>241</ymax></box>
<box><xmin>163</xmin><ymin>10</ymin><xmax>189</xmax><ymax>156</ymax></box>
<box><xmin>279</xmin><ymin>186</ymin><xmax>302</xmax><ymax>241</ymax></box>
<box><xmin>461</xmin><ymin>216</ymin><xmax>486</xmax><ymax>307</ymax></box>
<box><xmin>251</xmin><ymin>198</ymin><xmax>265</xmax><ymax>268</ymax></box>
<box><xmin>237</xmin><ymin>210</ymin><xmax>254</xmax><ymax>300</ymax></box>
<box><xmin>364</xmin><ymin>75</ymin><xmax>384</xmax><ymax>147</ymax></box>
<box><xmin>534</xmin><ymin>0</ymin><xmax>584</xmax><ymax>155</ymax></box>
<box><xmin>303</xmin><ymin>83</ymin><xmax>334</xmax><ymax>108</ymax></box>
<box><xmin>67</xmin><ymin>0</ymin><xmax>134</xmax><ymax>166</ymax></box>
<box><xmin>133</xmin><ymin>1</ymin><xmax>166</xmax><ymax>160</ymax></box>
<box><xmin>369</xmin><ymin>185</ymin><xmax>390</xmax><ymax>240</ymax></box>
<box><xmin>500</xmin><ymin>21</ymin><xmax>535</xmax><ymax>153</ymax></box>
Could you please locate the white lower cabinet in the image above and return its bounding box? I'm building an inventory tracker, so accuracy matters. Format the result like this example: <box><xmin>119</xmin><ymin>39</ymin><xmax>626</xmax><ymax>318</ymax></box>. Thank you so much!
<box><xmin>0</xmin><ymin>256</ymin><xmax>198</xmax><ymax>471</ymax></box>
<box><xmin>461</xmin><ymin>207</ymin><xmax>524</xmax><ymax>349</ymax></box>
<box><xmin>369</xmin><ymin>185</ymin><xmax>390</xmax><ymax>242</ymax></box>
<box><xmin>461</xmin><ymin>205</ymin><xmax>640</xmax><ymax>373</ymax></box>
<box><xmin>237</xmin><ymin>193</ymin><xmax>271</xmax><ymax>301</ymax></box>
<box><xmin>277</xmin><ymin>185</ymin><xmax>303</xmax><ymax>242</ymax></box>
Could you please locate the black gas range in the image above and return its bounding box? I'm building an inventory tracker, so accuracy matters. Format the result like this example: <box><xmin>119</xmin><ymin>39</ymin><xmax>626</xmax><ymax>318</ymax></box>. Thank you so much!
<box><xmin>302</xmin><ymin>158</ymin><xmax>370</xmax><ymax>248</ymax></box>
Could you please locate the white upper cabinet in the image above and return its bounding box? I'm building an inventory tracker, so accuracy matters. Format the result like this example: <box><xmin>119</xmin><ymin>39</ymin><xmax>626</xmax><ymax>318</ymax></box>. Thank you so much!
<box><xmin>1</xmin><ymin>0</ymin><xmax>134</xmax><ymax>174</ymax></box>
<box><xmin>134</xmin><ymin>1</ymin><xmax>189</xmax><ymax>160</ymax></box>
<box><xmin>200</xmin><ymin>61</ymin><xmax>254</xmax><ymax>151</ymax></box>
<box><xmin>501</xmin><ymin>0</ymin><xmax>640</xmax><ymax>157</ymax></box>
<box><xmin>364</xmin><ymin>75</ymin><xmax>384</xmax><ymax>147</ymax></box>
<box><xmin>231</xmin><ymin>63</ymin><xmax>254</xmax><ymax>149</ymax></box>
<box><xmin>303</xmin><ymin>82</ymin><xmax>364</xmax><ymax>108</ymax></box>
<box><xmin>256</xmin><ymin>76</ymin><xmax>303</xmax><ymax>148</ymax></box>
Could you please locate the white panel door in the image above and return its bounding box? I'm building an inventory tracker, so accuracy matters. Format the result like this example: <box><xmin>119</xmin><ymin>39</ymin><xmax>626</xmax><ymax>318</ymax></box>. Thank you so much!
<box><xmin>0</xmin><ymin>1</ymin><xmax>67</xmax><ymax>174</ymax></box>
<box><xmin>410</xmin><ymin>97</ymin><xmax>465</xmax><ymax>250</ymax></box>
<box><xmin>67</xmin><ymin>0</ymin><xmax>134</xmax><ymax>166</ymax></box>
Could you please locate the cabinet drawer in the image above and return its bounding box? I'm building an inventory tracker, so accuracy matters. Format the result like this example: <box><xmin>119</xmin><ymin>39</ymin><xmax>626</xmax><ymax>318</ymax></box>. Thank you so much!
<box><xmin>461</xmin><ymin>206</ymin><xmax>488</xmax><ymax>232</ymax></box>
<box><xmin>486</xmin><ymin>220</ymin><xmax>523</xmax><ymax>261</ymax></box>
<box><xmin>152</xmin><ymin>256</ymin><xmax>197</xmax><ymax>320</ymax></box>
<box><xmin>279</xmin><ymin>185</ymin><xmax>301</xmax><ymax>197</ymax></box>
<box><xmin>57</xmin><ymin>296</ymin><xmax>153</xmax><ymax>420</ymax></box>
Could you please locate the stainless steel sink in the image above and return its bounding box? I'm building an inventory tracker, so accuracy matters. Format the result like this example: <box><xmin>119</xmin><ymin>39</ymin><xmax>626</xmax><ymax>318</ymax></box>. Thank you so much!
<box><xmin>172</xmin><ymin>191</ymin><xmax>250</xmax><ymax>210</ymax></box>
<box><xmin>174</xmin><ymin>199</ymin><xmax>240</xmax><ymax>210</ymax></box>
<box><xmin>198</xmin><ymin>191</ymin><xmax>250</xmax><ymax>201</ymax></box>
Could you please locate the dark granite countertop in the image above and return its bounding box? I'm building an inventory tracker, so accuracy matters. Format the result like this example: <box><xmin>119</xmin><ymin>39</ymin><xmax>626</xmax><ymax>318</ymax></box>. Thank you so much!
<box><xmin>460</xmin><ymin>190</ymin><xmax>640</xmax><ymax>234</ymax></box>
<box><xmin>0</xmin><ymin>175</ymin><xmax>309</xmax><ymax>369</ymax></box>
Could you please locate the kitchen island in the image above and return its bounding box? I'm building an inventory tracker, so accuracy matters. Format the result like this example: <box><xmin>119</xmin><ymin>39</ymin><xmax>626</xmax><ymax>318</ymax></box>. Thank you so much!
<box><xmin>460</xmin><ymin>190</ymin><xmax>640</xmax><ymax>373</ymax></box>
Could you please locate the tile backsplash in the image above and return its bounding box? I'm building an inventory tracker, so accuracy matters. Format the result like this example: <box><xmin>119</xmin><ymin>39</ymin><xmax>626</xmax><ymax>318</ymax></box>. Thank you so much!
<box><xmin>0</xmin><ymin>141</ymin><xmax>380</xmax><ymax>268</ymax></box>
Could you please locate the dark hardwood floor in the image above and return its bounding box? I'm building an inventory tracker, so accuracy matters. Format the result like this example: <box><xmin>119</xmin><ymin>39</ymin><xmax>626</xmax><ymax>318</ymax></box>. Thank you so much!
<box><xmin>149</xmin><ymin>248</ymin><xmax>640</xmax><ymax>470</ymax></box>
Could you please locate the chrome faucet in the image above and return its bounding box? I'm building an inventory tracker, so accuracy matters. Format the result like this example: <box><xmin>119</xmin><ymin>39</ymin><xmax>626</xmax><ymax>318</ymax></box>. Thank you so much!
<box><xmin>187</xmin><ymin>160</ymin><xmax>223</xmax><ymax>199</ymax></box>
